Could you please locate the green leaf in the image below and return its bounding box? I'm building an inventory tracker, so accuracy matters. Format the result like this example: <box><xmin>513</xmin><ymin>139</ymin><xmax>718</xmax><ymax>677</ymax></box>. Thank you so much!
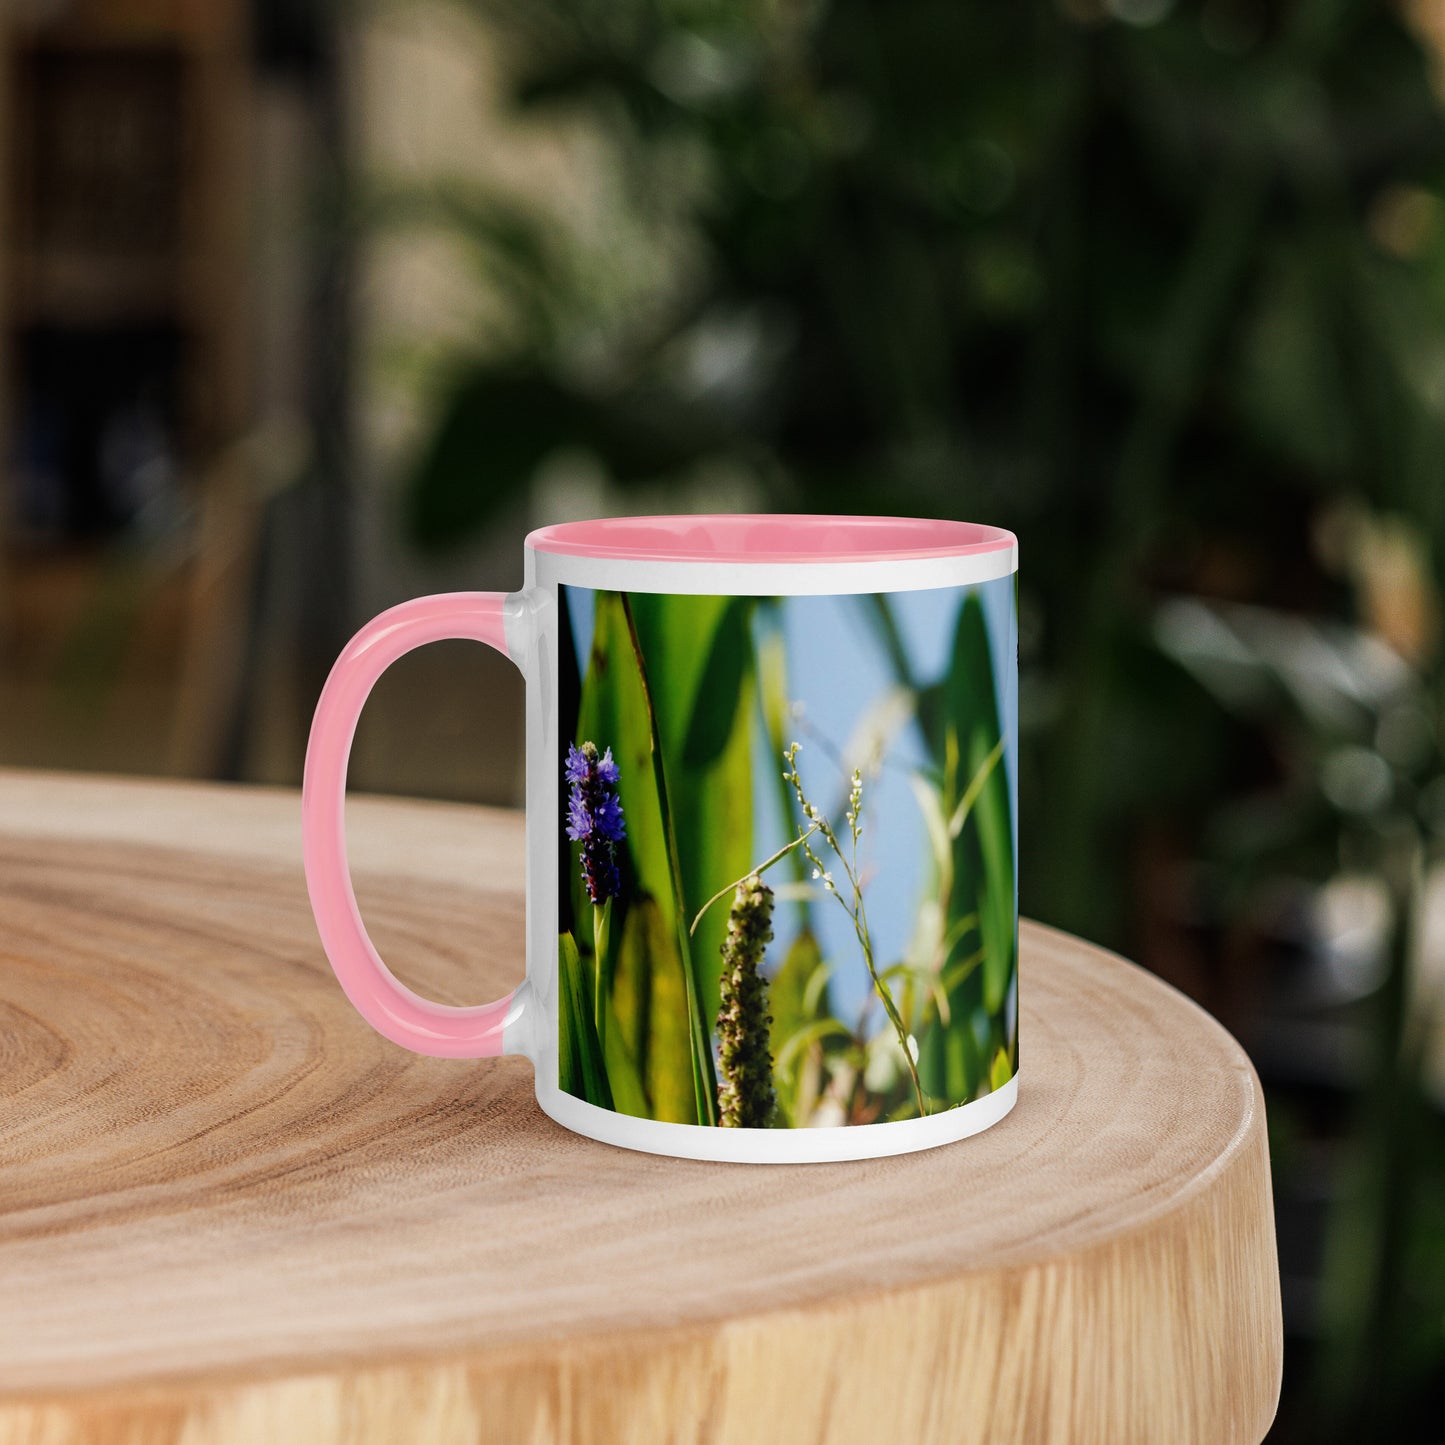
<box><xmin>774</xmin><ymin>1017</ymin><xmax>853</xmax><ymax>1075</ymax></box>
<box><xmin>989</xmin><ymin>1046</ymin><xmax>1015</xmax><ymax>1094</ymax></box>
<box><xmin>624</xmin><ymin>594</ymin><xmax>757</xmax><ymax>1043</ymax></box>
<box><xmin>558</xmin><ymin>932</ymin><xmax>613</xmax><ymax>1109</ymax></box>
<box><xmin>767</xmin><ymin>927</ymin><xmax>841</xmax><ymax>1127</ymax></box>
<box><xmin>768</xmin><ymin>929</ymin><xmax>830</xmax><ymax>1055</ymax></box>
<box><xmin>917</xmin><ymin>591</ymin><xmax>1016</xmax><ymax>1103</ymax></box>
<box><xmin>601</xmin><ymin>1027</ymin><xmax>651</xmax><ymax>1119</ymax></box>
<box><xmin>907</xmin><ymin>771</ymin><xmax>954</xmax><ymax>901</ymax></box>
<box><xmin>756</xmin><ymin>608</ymin><xmax>815</xmax><ymax>908</ymax></box>
<box><xmin>943</xmin><ymin>594</ymin><xmax>1016</xmax><ymax>1017</ymax></box>
<box><xmin>610</xmin><ymin>894</ymin><xmax>697</xmax><ymax>1123</ymax></box>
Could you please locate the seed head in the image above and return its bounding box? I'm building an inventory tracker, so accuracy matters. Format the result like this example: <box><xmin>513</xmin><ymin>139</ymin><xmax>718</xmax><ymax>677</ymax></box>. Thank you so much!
<box><xmin>716</xmin><ymin>874</ymin><xmax>777</xmax><ymax>1128</ymax></box>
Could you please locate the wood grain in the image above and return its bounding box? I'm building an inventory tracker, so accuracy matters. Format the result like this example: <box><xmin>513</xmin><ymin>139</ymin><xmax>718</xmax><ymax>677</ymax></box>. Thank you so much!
<box><xmin>0</xmin><ymin>771</ymin><xmax>1282</xmax><ymax>1445</ymax></box>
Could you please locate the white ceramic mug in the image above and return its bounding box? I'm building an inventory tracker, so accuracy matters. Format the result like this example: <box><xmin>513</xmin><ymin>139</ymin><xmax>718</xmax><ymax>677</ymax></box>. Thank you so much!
<box><xmin>304</xmin><ymin>514</ymin><xmax>1018</xmax><ymax>1162</ymax></box>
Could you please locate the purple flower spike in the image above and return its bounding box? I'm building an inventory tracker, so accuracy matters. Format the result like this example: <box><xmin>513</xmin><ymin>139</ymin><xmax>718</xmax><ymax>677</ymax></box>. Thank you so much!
<box><xmin>565</xmin><ymin>741</ymin><xmax>627</xmax><ymax>904</ymax></box>
<box><xmin>564</xmin><ymin>743</ymin><xmax>591</xmax><ymax>785</ymax></box>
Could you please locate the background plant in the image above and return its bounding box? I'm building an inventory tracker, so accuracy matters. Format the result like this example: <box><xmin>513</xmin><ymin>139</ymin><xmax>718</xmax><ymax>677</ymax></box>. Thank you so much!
<box><xmin>393</xmin><ymin>0</ymin><xmax>1445</xmax><ymax>1433</ymax></box>
<box><xmin>783</xmin><ymin>743</ymin><xmax>928</xmax><ymax>1117</ymax></box>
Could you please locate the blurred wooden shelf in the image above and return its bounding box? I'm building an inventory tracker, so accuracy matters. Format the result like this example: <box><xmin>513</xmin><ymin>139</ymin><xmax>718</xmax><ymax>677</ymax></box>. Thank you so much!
<box><xmin>4</xmin><ymin>250</ymin><xmax>184</xmax><ymax>325</ymax></box>
<box><xmin>0</xmin><ymin>0</ymin><xmax>251</xmax><ymax>551</ymax></box>
<box><xmin>0</xmin><ymin>772</ymin><xmax>1282</xmax><ymax>1445</ymax></box>
<box><xmin>3</xmin><ymin>0</ymin><xmax>242</xmax><ymax>48</ymax></box>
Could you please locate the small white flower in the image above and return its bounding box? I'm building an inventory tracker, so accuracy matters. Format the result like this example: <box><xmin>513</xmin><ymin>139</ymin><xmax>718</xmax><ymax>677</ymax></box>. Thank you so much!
<box><xmin>812</xmin><ymin>868</ymin><xmax>821</xmax><ymax>880</ymax></box>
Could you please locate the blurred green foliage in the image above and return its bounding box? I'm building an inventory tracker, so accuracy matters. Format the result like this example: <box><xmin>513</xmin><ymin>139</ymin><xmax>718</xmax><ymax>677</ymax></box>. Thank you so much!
<box><xmin>383</xmin><ymin>0</ymin><xmax>1445</xmax><ymax>1436</ymax></box>
<box><xmin>393</xmin><ymin>0</ymin><xmax>1445</xmax><ymax>928</ymax></box>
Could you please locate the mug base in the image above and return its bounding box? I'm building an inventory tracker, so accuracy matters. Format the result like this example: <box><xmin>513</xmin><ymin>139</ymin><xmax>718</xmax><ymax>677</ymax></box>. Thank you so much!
<box><xmin>534</xmin><ymin>1073</ymin><xmax>1019</xmax><ymax>1163</ymax></box>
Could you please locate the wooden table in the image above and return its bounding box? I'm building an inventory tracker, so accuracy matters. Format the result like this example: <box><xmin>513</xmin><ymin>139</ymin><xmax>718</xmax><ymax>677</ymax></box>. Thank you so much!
<box><xmin>0</xmin><ymin>772</ymin><xmax>1282</xmax><ymax>1445</ymax></box>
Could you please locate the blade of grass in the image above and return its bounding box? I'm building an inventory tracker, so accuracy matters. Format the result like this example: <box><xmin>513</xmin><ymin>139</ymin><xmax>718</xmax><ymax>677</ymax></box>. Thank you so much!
<box><xmin>559</xmin><ymin>932</ymin><xmax>613</xmax><ymax>1109</ymax></box>
<box><xmin>592</xmin><ymin>898</ymin><xmax>611</xmax><ymax>1064</ymax></box>
<box><xmin>949</xmin><ymin>736</ymin><xmax>1005</xmax><ymax>838</ymax></box>
<box><xmin>613</xmin><ymin>894</ymin><xmax>697</xmax><ymax>1122</ymax></box>
<box><xmin>775</xmin><ymin>1017</ymin><xmax>854</xmax><ymax>1075</ymax></box>
<box><xmin>620</xmin><ymin>593</ymin><xmax>719</xmax><ymax>1126</ymax></box>
<box><xmin>768</xmin><ymin>928</ymin><xmax>833</xmax><ymax>1126</ymax></box>
<box><xmin>689</xmin><ymin>826</ymin><xmax>819</xmax><ymax>936</ymax></box>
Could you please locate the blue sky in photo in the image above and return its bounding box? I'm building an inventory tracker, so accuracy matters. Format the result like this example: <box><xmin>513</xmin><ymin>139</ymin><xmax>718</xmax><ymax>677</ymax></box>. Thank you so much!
<box><xmin>564</xmin><ymin>577</ymin><xmax>1017</xmax><ymax>1027</ymax></box>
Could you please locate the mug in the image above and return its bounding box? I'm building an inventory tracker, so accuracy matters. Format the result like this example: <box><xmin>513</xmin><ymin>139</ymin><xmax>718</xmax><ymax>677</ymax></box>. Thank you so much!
<box><xmin>303</xmin><ymin>515</ymin><xmax>1018</xmax><ymax>1162</ymax></box>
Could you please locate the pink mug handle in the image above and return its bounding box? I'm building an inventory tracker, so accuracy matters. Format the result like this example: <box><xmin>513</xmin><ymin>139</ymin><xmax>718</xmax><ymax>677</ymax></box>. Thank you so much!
<box><xmin>303</xmin><ymin>592</ymin><xmax>523</xmax><ymax>1057</ymax></box>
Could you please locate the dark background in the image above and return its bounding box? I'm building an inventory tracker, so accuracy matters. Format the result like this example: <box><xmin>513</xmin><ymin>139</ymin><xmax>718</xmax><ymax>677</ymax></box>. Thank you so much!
<box><xmin>4</xmin><ymin>0</ymin><xmax>1445</xmax><ymax>1435</ymax></box>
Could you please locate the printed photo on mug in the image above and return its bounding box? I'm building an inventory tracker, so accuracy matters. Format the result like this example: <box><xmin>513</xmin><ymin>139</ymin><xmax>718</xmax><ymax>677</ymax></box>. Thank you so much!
<box><xmin>555</xmin><ymin>580</ymin><xmax>1018</xmax><ymax>1131</ymax></box>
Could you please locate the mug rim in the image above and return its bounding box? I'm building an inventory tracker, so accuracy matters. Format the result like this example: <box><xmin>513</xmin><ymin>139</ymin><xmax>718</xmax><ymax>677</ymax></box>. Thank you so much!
<box><xmin>526</xmin><ymin>513</ymin><xmax>1015</xmax><ymax>566</ymax></box>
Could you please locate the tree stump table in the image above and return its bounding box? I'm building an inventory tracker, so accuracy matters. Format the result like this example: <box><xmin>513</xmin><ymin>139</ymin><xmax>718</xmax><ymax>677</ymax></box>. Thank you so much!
<box><xmin>0</xmin><ymin>772</ymin><xmax>1282</xmax><ymax>1444</ymax></box>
